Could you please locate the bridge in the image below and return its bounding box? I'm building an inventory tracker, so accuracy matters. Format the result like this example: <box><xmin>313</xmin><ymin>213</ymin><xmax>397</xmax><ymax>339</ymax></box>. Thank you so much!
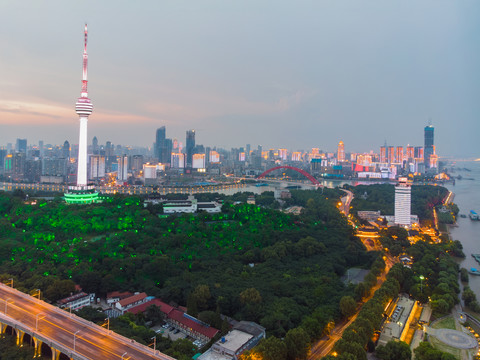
<box><xmin>257</xmin><ymin>166</ymin><xmax>321</xmax><ymax>186</ymax></box>
<box><xmin>0</xmin><ymin>283</ymin><xmax>174</xmax><ymax>360</ymax></box>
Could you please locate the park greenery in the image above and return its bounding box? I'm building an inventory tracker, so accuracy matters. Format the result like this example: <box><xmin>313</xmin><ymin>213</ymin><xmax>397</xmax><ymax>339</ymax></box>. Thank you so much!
<box><xmin>0</xmin><ymin>188</ymin><xmax>377</xmax><ymax>357</ymax></box>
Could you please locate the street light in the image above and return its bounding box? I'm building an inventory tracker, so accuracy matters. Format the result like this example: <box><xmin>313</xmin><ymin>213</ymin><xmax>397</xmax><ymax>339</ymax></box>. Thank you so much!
<box><xmin>73</xmin><ymin>330</ymin><xmax>81</xmax><ymax>352</ymax></box>
<box><xmin>8</xmin><ymin>278</ymin><xmax>13</xmax><ymax>288</ymax></box>
<box><xmin>121</xmin><ymin>352</ymin><xmax>128</xmax><ymax>360</ymax></box>
<box><xmin>419</xmin><ymin>275</ymin><xmax>425</xmax><ymax>294</ymax></box>
<box><xmin>4</xmin><ymin>298</ymin><xmax>13</xmax><ymax>314</ymax></box>
<box><xmin>151</xmin><ymin>336</ymin><xmax>156</xmax><ymax>353</ymax></box>
<box><xmin>36</xmin><ymin>313</ymin><xmax>45</xmax><ymax>331</ymax></box>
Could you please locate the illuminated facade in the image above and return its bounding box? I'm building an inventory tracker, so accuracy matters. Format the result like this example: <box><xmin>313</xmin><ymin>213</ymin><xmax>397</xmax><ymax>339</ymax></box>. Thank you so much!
<box><xmin>192</xmin><ymin>153</ymin><xmax>206</xmax><ymax>169</ymax></box>
<box><xmin>209</xmin><ymin>151</ymin><xmax>220</xmax><ymax>163</ymax></box>
<box><xmin>380</xmin><ymin>146</ymin><xmax>387</xmax><ymax>163</ymax></box>
<box><xmin>395</xmin><ymin>178</ymin><xmax>411</xmax><ymax>227</ymax></box>
<box><xmin>65</xmin><ymin>24</ymin><xmax>98</xmax><ymax>204</ymax></box>
<box><xmin>396</xmin><ymin>146</ymin><xmax>404</xmax><ymax>164</ymax></box>
<box><xmin>337</xmin><ymin>141</ymin><xmax>345</xmax><ymax>162</ymax></box>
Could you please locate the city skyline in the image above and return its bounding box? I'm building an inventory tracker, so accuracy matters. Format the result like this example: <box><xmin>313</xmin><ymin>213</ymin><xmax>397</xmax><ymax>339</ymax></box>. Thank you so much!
<box><xmin>0</xmin><ymin>1</ymin><xmax>479</xmax><ymax>156</ymax></box>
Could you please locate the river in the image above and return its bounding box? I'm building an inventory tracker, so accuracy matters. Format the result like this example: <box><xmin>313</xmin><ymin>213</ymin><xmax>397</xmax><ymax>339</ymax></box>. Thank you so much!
<box><xmin>445</xmin><ymin>160</ymin><xmax>480</xmax><ymax>297</ymax></box>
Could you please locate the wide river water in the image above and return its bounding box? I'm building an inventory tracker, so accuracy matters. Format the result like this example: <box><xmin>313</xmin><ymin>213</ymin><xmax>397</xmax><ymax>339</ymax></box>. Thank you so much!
<box><xmin>445</xmin><ymin>160</ymin><xmax>480</xmax><ymax>297</ymax></box>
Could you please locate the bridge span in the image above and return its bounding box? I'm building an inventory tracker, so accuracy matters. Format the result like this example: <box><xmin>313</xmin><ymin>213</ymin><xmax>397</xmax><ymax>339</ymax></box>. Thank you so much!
<box><xmin>0</xmin><ymin>283</ymin><xmax>174</xmax><ymax>360</ymax></box>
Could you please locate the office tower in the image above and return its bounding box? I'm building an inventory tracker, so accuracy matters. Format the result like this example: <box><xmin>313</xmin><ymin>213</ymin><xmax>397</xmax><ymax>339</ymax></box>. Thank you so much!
<box><xmin>0</xmin><ymin>149</ymin><xmax>6</xmax><ymax>171</ymax></box>
<box><xmin>165</xmin><ymin>138</ymin><xmax>173</xmax><ymax>165</ymax></box>
<box><xmin>278</xmin><ymin>149</ymin><xmax>288</xmax><ymax>161</ymax></box>
<box><xmin>65</xmin><ymin>25</ymin><xmax>98</xmax><ymax>203</ymax></box>
<box><xmin>117</xmin><ymin>155</ymin><xmax>128</xmax><ymax>182</ymax></box>
<box><xmin>186</xmin><ymin>130</ymin><xmax>195</xmax><ymax>168</ymax></box>
<box><xmin>16</xmin><ymin>139</ymin><xmax>27</xmax><ymax>154</ymax></box>
<box><xmin>155</xmin><ymin>127</ymin><xmax>166</xmax><ymax>161</ymax></box>
<box><xmin>246</xmin><ymin>144</ymin><xmax>251</xmax><ymax>160</ymax></box>
<box><xmin>92</xmin><ymin>136</ymin><xmax>99</xmax><ymax>154</ymax></box>
<box><xmin>25</xmin><ymin>159</ymin><xmax>42</xmax><ymax>182</ymax></box>
<box><xmin>337</xmin><ymin>141</ymin><xmax>345</xmax><ymax>162</ymax></box>
<box><xmin>424</xmin><ymin>125</ymin><xmax>434</xmax><ymax>169</ymax></box>
<box><xmin>395</xmin><ymin>177</ymin><xmax>411</xmax><ymax>227</ymax></box>
<box><xmin>63</xmin><ymin>140</ymin><xmax>70</xmax><ymax>160</ymax></box>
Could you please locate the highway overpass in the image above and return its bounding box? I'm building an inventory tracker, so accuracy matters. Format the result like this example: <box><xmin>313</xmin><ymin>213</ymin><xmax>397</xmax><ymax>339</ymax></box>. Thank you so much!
<box><xmin>0</xmin><ymin>283</ymin><xmax>175</xmax><ymax>360</ymax></box>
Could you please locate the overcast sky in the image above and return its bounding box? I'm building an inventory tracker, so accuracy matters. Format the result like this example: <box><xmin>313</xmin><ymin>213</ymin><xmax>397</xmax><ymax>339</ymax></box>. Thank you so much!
<box><xmin>0</xmin><ymin>1</ymin><xmax>478</xmax><ymax>157</ymax></box>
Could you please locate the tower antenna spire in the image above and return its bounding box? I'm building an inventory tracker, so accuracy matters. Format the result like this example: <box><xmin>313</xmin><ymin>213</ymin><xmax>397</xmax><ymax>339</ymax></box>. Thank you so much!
<box><xmin>81</xmin><ymin>23</ymin><xmax>89</xmax><ymax>97</ymax></box>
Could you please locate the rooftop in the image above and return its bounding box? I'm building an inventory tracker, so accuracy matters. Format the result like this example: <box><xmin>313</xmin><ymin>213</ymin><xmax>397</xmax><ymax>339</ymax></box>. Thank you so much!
<box><xmin>118</xmin><ymin>292</ymin><xmax>147</xmax><ymax>307</ymax></box>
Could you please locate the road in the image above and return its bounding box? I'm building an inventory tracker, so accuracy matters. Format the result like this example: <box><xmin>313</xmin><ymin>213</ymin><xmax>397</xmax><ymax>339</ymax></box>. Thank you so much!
<box><xmin>0</xmin><ymin>283</ymin><xmax>174</xmax><ymax>360</ymax></box>
<box><xmin>309</xmin><ymin>188</ymin><xmax>397</xmax><ymax>359</ymax></box>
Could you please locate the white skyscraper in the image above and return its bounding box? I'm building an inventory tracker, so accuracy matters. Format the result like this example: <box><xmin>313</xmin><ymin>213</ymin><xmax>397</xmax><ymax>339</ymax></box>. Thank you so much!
<box><xmin>395</xmin><ymin>177</ymin><xmax>411</xmax><ymax>227</ymax></box>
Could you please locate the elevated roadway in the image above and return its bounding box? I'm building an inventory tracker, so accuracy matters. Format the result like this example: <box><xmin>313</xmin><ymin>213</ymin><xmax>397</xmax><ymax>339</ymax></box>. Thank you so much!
<box><xmin>0</xmin><ymin>283</ymin><xmax>174</xmax><ymax>360</ymax></box>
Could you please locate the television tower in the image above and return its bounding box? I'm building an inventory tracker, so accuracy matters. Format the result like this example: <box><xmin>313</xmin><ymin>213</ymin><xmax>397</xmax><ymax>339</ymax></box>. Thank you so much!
<box><xmin>76</xmin><ymin>24</ymin><xmax>93</xmax><ymax>186</ymax></box>
<box><xmin>65</xmin><ymin>24</ymin><xmax>98</xmax><ymax>204</ymax></box>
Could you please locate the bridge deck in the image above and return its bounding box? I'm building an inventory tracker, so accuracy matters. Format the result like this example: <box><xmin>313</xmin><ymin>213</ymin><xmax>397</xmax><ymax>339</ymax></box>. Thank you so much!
<box><xmin>0</xmin><ymin>283</ymin><xmax>174</xmax><ymax>360</ymax></box>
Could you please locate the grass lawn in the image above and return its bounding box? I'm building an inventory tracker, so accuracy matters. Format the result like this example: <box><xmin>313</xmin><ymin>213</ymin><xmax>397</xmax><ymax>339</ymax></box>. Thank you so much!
<box><xmin>432</xmin><ymin>316</ymin><xmax>456</xmax><ymax>330</ymax></box>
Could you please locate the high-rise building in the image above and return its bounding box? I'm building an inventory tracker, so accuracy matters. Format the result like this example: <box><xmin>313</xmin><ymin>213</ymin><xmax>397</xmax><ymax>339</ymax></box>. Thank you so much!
<box><xmin>337</xmin><ymin>141</ymin><xmax>345</xmax><ymax>162</ymax></box>
<box><xmin>387</xmin><ymin>146</ymin><xmax>395</xmax><ymax>164</ymax></box>
<box><xmin>155</xmin><ymin>127</ymin><xmax>166</xmax><ymax>162</ymax></box>
<box><xmin>38</xmin><ymin>140</ymin><xmax>44</xmax><ymax>158</ymax></box>
<box><xmin>395</xmin><ymin>177</ymin><xmax>411</xmax><ymax>227</ymax></box>
<box><xmin>171</xmin><ymin>153</ymin><xmax>185</xmax><ymax>169</ymax></box>
<box><xmin>424</xmin><ymin>125</ymin><xmax>434</xmax><ymax>169</ymax></box>
<box><xmin>16</xmin><ymin>139</ymin><xmax>27</xmax><ymax>154</ymax></box>
<box><xmin>396</xmin><ymin>146</ymin><xmax>404</xmax><ymax>164</ymax></box>
<box><xmin>90</xmin><ymin>155</ymin><xmax>105</xmax><ymax>179</ymax></box>
<box><xmin>65</xmin><ymin>24</ymin><xmax>98</xmax><ymax>204</ymax></box>
<box><xmin>379</xmin><ymin>146</ymin><xmax>387</xmax><ymax>163</ymax></box>
<box><xmin>63</xmin><ymin>140</ymin><xmax>70</xmax><ymax>160</ymax></box>
<box><xmin>92</xmin><ymin>136</ymin><xmax>99</xmax><ymax>155</ymax></box>
<box><xmin>406</xmin><ymin>146</ymin><xmax>414</xmax><ymax>159</ymax></box>
<box><xmin>186</xmin><ymin>130</ymin><xmax>195</xmax><ymax>168</ymax></box>
<box><xmin>117</xmin><ymin>155</ymin><xmax>128</xmax><ymax>182</ymax></box>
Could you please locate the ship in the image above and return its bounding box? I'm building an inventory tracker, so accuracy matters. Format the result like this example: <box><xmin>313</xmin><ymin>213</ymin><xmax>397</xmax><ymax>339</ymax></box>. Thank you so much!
<box><xmin>469</xmin><ymin>268</ymin><xmax>480</xmax><ymax>276</ymax></box>
<box><xmin>470</xmin><ymin>210</ymin><xmax>479</xmax><ymax>220</ymax></box>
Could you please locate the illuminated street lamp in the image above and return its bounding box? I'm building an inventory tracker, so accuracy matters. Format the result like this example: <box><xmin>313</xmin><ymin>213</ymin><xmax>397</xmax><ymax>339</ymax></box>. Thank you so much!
<box><xmin>4</xmin><ymin>298</ymin><xmax>13</xmax><ymax>314</ymax></box>
<box><xmin>73</xmin><ymin>330</ymin><xmax>81</xmax><ymax>352</ymax></box>
<box><xmin>121</xmin><ymin>352</ymin><xmax>128</xmax><ymax>360</ymax></box>
<box><xmin>419</xmin><ymin>275</ymin><xmax>425</xmax><ymax>294</ymax></box>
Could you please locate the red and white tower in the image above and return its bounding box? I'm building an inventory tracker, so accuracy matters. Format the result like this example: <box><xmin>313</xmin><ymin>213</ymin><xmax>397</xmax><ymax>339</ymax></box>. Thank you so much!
<box><xmin>65</xmin><ymin>24</ymin><xmax>98</xmax><ymax>204</ymax></box>
<box><xmin>76</xmin><ymin>24</ymin><xmax>93</xmax><ymax>186</ymax></box>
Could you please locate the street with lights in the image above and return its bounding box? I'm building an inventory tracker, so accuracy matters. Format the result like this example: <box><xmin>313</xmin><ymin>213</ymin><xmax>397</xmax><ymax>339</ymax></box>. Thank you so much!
<box><xmin>0</xmin><ymin>283</ymin><xmax>174</xmax><ymax>360</ymax></box>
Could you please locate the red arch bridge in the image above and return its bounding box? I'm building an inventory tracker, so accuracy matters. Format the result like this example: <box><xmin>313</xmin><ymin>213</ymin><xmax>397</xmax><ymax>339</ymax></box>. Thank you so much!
<box><xmin>257</xmin><ymin>166</ymin><xmax>321</xmax><ymax>186</ymax></box>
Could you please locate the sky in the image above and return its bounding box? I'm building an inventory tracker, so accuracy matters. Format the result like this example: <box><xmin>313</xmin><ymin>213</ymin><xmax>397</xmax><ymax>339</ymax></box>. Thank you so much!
<box><xmin>0</xmin><ymin>1</ymin><xmax>478</xmax><ymax>157</ymax></box>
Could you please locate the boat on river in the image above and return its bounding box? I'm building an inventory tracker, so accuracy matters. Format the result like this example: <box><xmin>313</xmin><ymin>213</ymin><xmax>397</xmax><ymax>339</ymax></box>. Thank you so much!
<box><xmin>470</xmin><ymin>210</ymin><xmax>479</xmax><ymax>220</ymax></box>
<box><xmin>471</xmin><ymin>254</ymin><xmax>480</xmax><ymax>263</ymax></box>
<box><xmin>469</xmin><ymin>268</ymin><xmax>480</xmax><ymax>276</ymax></box>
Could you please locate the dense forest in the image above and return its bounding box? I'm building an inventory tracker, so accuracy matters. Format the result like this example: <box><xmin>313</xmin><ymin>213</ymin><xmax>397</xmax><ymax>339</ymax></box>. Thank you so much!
<box><xmin>0</xmin><ymin>188</ymin><xmax>374</xmax><ymax>340</ymax></box>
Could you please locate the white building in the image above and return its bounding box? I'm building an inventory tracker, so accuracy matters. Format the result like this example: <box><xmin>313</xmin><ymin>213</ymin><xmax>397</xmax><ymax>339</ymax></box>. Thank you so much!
<box><xmin>90</xmin><ymin>155</ymin><xmax>105</xmax><ymax>179</ymax></box>
<box><xmin>395</xmin><ymin>178</ymin><xmax>411</xmax><ymax>227</ymax></box>
<box><xmin>117</xmin><ymin>155</ymin><xmax>128</xmax><ymax>182</ymax></box>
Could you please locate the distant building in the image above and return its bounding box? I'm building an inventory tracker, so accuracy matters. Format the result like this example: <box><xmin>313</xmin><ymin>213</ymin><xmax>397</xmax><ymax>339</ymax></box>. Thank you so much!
<box><xmin>424</xmin><ymin>125</ymin><xmax>434</xmax><ymax>170</ymax></box>
<box><xmin>16</xmin><ymin>138</ymin><xmax>27</xmax><ymax>154</ymax></box>
<box><xmin>186</xmin><ymin>130</ymin><xmax>195</xmax><ymax>168</ymax></box>
<box><xmin>395</xmin><ymin>178</ymin><xmax>411</xmax><ymax>227</ymax></box>
<box><xmin>115</xmin><ymin>292</ymin><xmax>148</xmax><ymax>314</ymax></box>
<box><xmin>117</xmin><ymin>155</ymin><xmax>128</xmax><ymax>182</ymax></box>
<box><xmin>337</xmin><ymin>141</ymin><xmax>345</xmax><ymax>162</ymax></box>
<box><xmin>90</xmin><ymin>155</ymin><xmax>105</xmax><ymax>179</ymax></box>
